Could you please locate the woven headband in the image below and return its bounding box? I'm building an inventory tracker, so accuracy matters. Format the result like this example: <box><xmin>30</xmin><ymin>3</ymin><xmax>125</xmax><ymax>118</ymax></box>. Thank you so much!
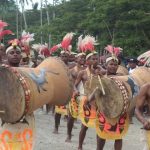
<box><xmin>6</xmin><ymin>46</ymin><xmax>21</xmax><ymax>54</ymax></box>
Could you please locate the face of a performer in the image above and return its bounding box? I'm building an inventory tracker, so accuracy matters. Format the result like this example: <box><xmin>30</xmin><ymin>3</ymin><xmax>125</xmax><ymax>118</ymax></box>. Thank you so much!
<box><xmin>60</xmin><ymin>53</ymin><xmax>69</xmax><ymax>64</ymax></box>
<box><xmin>106</xmin><ymin>59</ymin><xmax>118</xmax><ymax>75</ymax></box>
<box><xmin>7</xmin><ymin>48</ymin><xmax>22</xmax><ymax>66</ymax></box>
<box><xmin>87</xmin><ymin>54</ymin><xmax>99</xmax><ymax>67</ymax></box>
<box><xmin>77</xmin><ymin>55</ymin><xmax>86</xmax><ymax>66</ymax></box>
<box><xmin>69</xmin><ymin>54</ymin><xmax>76</xmax><ymax>62</ymax></box>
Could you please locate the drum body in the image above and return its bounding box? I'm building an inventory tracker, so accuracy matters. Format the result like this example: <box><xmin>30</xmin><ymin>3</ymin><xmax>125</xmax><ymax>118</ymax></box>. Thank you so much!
<box><xmin>0</xmin><ymin>57</ymin><xmax>73</xmax><ymax>123</ymax></box>
<box><xmin>116</xmin><ymin>67</ymin><xmax>150</xmax><ymax>87</ymax></box>
<box><xmin>117</xmin><ymin>65</ymin><xmax>128</xmax><ymax>75</ymax></box>
<box><xmin>88</xmin><ymin>76</ymin><xmax>129</xmax><ymax>121</ymax></box>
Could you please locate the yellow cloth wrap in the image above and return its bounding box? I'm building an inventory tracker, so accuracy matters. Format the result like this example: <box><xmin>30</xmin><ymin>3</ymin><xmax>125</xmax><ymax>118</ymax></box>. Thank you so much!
<box><xmin>55</xmin><ymin>105</ymin><xmax>67</xmax><ymax>115</ymax></box>
<box><xmin>145</xmin><ymin>130</ymin><xmax>150</xmax><ymax>149</ymax></box>
<box><xmin>78</xmin><ymin>96</ymin><xmax>96</xmax><ymax>128</ymax></box>
<box><xmin>95</xmin><ymin>112</ymin><xmax>129</xmax><ymax>140</ymax></box>
<box><xmin>69</xmin><ymin>96</ymin><xmax>80</xmax><ymax>118</ymax></box>
<box><xmin>0</xmin><ymin>114</ymin><xmax>35</xmax><ymax>150</ymax></box>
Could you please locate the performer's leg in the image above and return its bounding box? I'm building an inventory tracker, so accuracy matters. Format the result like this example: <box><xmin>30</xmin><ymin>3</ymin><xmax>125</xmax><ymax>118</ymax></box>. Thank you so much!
<box><xmin>65</xmin><ymin>114</ymin><xmax>75</xmax><ymax>142</ymax></box>
<box><xmin>64</xmin><ymin>115</ymin><xmax>68</xmax><ymax>122</ymax></box>
<box><xmin>114</xmin><ymin>139</ymin><xmax>122</xmax><ymax>150</ymax></box>
<box><xmin>96</xmin><ymin>135</ymin><xmax>106</xmax><ymax>150</ymax></box>
<box><xmin>53</xmin><ymin>113</ymin><xmax>61</xmax><ymax>134</ymax></box>
<box><xmin>78</xmin><ymin>124</ymin><xmax>88</xmax><ymax>150</ymax></box>
<box><xmin>52</xmin><ymin>105</ymin><xmax>55</xmax><ymax>115</ymax></box>
<box><xmin>46</xmin><ymin>104</ymin><xmax>51</xmax><ymax>114</ymax></box>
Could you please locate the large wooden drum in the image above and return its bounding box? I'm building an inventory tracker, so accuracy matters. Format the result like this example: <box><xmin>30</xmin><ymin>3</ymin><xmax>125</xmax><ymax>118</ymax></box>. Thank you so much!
<box><xmin>87</xmin><ymin>76</ymin><xmax>130</xmax><ymax>120</ymax></box>
<box><xmin>0</xmin><ymin>57</ymin><xmax>73</xmax><ymax>123</ymax></box>
<box><xmin>117</xmin><ymin>65</ymin><xmax>128</xmax><ymax>75</ymax></box>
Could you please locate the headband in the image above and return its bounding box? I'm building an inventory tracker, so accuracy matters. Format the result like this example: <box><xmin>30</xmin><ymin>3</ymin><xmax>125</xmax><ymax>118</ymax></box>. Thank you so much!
<box><xmin>86</xmin><ymin>51</ymin><xmax>98</xmax><ymax>60</ymax></box>
<box><xmin>106</xmin><ymin>56</ymin><xmax>118</xmax><ymax>64</ymax></box>
<box><xmin>76</xmin><ymin>52</ymin><xmax>86</xmax><ymax>57</ymax></box>
<box><xmin>6</xmin><ymin>46</ymin><xmax>21</xmax><ymax>54</ymax></box>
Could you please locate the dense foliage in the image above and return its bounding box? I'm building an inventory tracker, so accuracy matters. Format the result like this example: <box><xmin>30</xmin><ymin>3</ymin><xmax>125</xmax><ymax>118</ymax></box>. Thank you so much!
<box><xmin>0</xmin><ymin>0</ymin><xmax>150</xmax><ymax>56</ymax></box>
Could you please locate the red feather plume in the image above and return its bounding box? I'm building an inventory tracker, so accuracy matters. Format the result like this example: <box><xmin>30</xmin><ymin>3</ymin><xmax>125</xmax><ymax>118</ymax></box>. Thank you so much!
<box><xmin>0</xmin><ymin>20</ymin><xmax>8</xmax><ymax>29</ymax></box>
<box><xmin>61</xmin><ymin>32</ymin><xmax>74</xmax><ymax>51</ymax></box>
<box><xmin>105</xmin><ymin>45</ymin><xmax>122</xmax><ymax>56</ymax></box>
<box><xmin>81</xmin><ymin>35</ymin><xmax>98</xmax><ymax>53</ymax></box>
<box><xmin>0</xmin><ymin>20</ymin><xmax>13</xmax><ymax>41</ymax></box>
<box><xmin>8</xmin><ymin>39</ymin><xmax>20</xmax><ymax>46</ymax></box>
<box><xmin>50</xmin><ymin>44</ymin><xmax>61</xmax><ymax>54</ymax></box>
<box><xmin>0</xmin><ymin>30</ymin><xmax>13</xmax><ymax>41</ymax></box>
<box><xmin>40</xmin><ymin>48</ymin><xmax>50</xmax><ymax>57</ymax></box>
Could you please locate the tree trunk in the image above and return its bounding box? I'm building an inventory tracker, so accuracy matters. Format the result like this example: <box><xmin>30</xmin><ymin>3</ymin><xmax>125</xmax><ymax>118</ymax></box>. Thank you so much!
<box><xmin>16</xmin><ymin>0</ymin><xmax>19</xmax><ymax>38</ymax></box>
<box><xmin>45</xmin><ymin>0</ymin><xmax>50</xmax><ymax>48</ymax></box>
<box><xmin>21</xmin><ymin>1</ymin><xmax>28</xmax><ymax>30</ymax></box>
<box><xmin>52</xmin><ymin>0</ymin><xmax>56</xmax><ymax>19</ymax></box>
<box><xmin>40</xmin><ymin>0</ymin><xmax>43</xmax><ymax>44</ymax></box>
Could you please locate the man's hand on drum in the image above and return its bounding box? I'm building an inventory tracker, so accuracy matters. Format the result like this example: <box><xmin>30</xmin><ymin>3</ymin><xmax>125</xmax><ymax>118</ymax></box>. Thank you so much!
<box><xmin>143</xmin><ymin>120</ymin><xmax>150</xmax><ymax>130</ymax></box>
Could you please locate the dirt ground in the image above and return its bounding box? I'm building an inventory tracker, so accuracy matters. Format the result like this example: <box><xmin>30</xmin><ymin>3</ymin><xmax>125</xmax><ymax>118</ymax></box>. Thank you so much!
<box><xmin>34</xmin><ymin>108</ymin><xmax>145</xmax><ymax>150</ymax></box>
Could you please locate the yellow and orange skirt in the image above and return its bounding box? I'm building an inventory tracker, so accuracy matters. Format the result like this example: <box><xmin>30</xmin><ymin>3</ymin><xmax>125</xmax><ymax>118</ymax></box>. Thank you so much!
<box><xmin>55</xmin><ymin>105</ymin><xmax>68</xmax><ymax>116</ymax></box>
<box><xmin>144</xmin><ymin>129</ymin><xmax>150</xmax><ymax>149</ymax></box>
<box><xmin>78</xmin><ymin>96</ymin><xmax>96</xmax><ymax>128</ymax></box>
<box><xmin>0</xmin><ymin>114</ymin><xmax>35</xmax><ymax>150</ymax></box>
<box><xmin>68</xmin><ymin>96</ymin><xmax>80</xmax><ymax>118</ymax></box>
<box><xmin>95</xmin><ymin>112</ymin><xmax>129</xmax><ymax>140</ymax></box>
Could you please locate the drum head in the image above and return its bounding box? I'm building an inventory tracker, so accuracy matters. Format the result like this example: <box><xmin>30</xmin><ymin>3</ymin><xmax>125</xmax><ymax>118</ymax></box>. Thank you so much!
<box><xmin>0</xmin><ymin>67</ymin><xmax>25</xmax><ymax>123</ymax></box>
<box><xmin>86</xmin><ymin>76</ymin><xmax>124</xmax><ymax>119</ymax></box>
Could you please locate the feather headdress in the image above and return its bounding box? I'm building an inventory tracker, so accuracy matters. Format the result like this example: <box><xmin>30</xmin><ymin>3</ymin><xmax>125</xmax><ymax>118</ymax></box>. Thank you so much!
<box><xmin>20</xmin><ymin>30</ymin><xmax>35</xmax><ymax>56</ymax></box>
<box><xmin>50</xmin><ymin>44</ymin><xmax>62</xmax><ymax>54</ymax></box>
<box><xmin>80</xmin><ymin>35</ymin><xmax>98</xmax><ymax>59</ymax></box>
<box><xmin>76</xmin><ymin>35</ymin><xmax>86</xmax><ymax>57</ymax></box>
<box><xmin>39</xmin><ymin>43</ymin><xmax>50</xmax><ymax>58</ymax></box>
<box><xmin>137</xmin><ymin>50</ymin><xmax>150</xmax><ymax>66</ymax></box>
<box><xmin>20</xmin><ymin>30</ymin><xmax>34</xmax><ymax>46</ymax></box>
<box><xmin>6</xmin><ymin>39</ymin><xmax>21</xmax><ymax>54</ymax></box>
<box><xmin>32</xmin><ymin>44</ymin><xmax>41</xmax><ymax>52</ymax></box>
<box><xmin>82</xmin><ymin>35</ymin><xmax>98</xmax><ymax>52</ymax></box>
<box><xmin>61</xmin><ymin>32</ymin><xmax>75</xmax><ymax>52</ymax></box>
<box><xmin>105</xmin><ymin>45</ymin><xmax>122</xmax><ymax>63</ymax></box>
<box><xmin>0</xmin><ymin>20</ymin><xmax>13</xmax><ymax>41</ymax></box>
<box><xmin>8</xmin><ymin>39</ymin><xmax>20</xmax><ymax>46</ymax></box>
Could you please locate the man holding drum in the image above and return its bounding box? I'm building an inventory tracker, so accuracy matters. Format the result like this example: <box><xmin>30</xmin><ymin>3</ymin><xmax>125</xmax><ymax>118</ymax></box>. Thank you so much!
<box><xmin>135</xmin><ymin>83</ymin><xmax>150</xmax><ymax>150</ymax></box>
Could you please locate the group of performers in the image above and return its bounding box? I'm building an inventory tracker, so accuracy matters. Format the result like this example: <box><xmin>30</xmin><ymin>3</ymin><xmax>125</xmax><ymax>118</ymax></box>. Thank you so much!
<box><xmin>0</xmin><ymin>19</ymin><xmax>150</xmax><ymax>150</ymax></box>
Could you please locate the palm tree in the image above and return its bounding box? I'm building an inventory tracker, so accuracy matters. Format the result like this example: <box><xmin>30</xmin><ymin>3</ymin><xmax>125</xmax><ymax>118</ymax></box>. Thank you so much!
<box><xmin>19</xmin><ymin>0</ymin><xmax>32</xmax><ymax>30</ymax></box>
<box><xmin>52</xmin><ymin>0</ymin><xmax>60</xmax><ymax>19</ymax></box>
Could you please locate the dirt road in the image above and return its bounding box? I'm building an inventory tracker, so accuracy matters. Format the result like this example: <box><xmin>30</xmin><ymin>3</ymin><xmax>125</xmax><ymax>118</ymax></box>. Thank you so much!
<box><xmin>34</xmin><ymin>109</ymin><xmax>145</xmax><ymax>150</ymax></box>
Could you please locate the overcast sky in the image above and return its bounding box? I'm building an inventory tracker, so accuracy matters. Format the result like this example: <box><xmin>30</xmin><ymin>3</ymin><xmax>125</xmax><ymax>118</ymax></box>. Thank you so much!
<box><xmin>24</xmin><ymin>0</ymin><xmax>53</xmax><ymax>9</ymax></box>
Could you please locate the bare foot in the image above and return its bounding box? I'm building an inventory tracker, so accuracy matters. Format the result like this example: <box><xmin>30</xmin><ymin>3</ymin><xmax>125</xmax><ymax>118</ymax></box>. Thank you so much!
<box><xmin>53</xmin><ymin>129</ymin><xmax>58</xmax><ymax>134</ymax></box>
<box><xmin>65</xmin><ymin>136</ymin><xmax>71</xmax><ymax>143</ymax></box>
<box><xmin>78</xmin><ymin>147</ymin><xmax>82</xmax><ymax>150</ymax></box>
